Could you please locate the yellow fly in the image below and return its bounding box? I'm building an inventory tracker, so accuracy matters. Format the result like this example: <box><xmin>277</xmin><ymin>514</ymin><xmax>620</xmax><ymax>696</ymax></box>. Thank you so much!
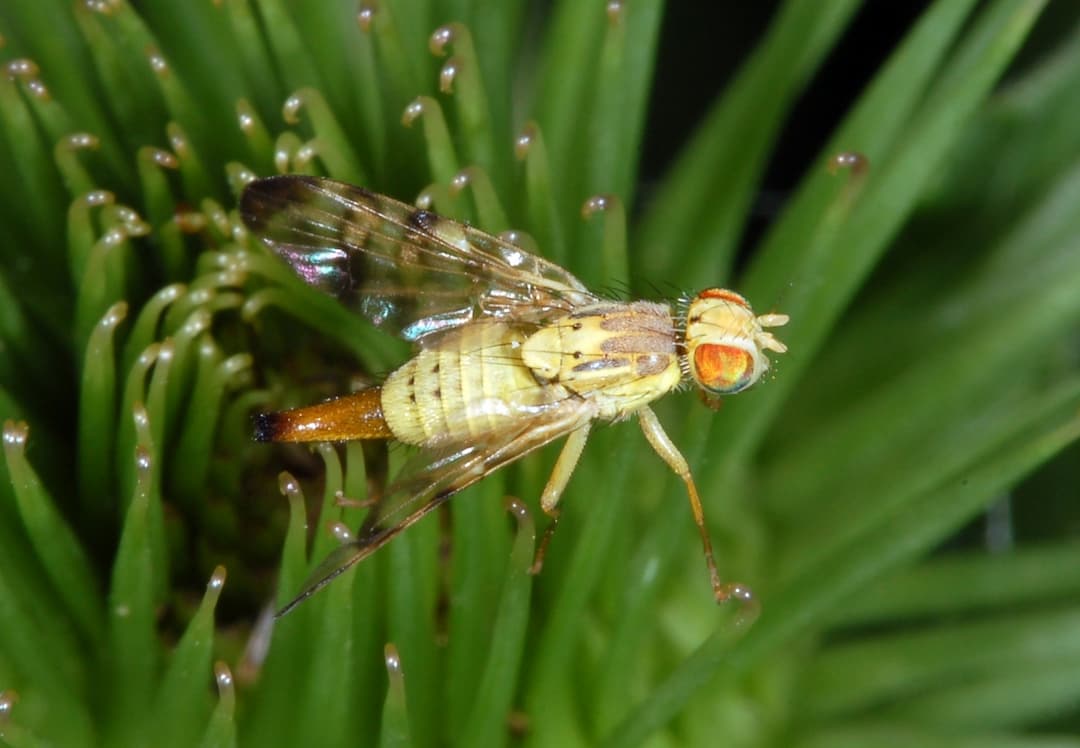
<box><xmin>241</xmin><ymin>175</ymin><xmax>789</xmax><ymax>617</ymax></box>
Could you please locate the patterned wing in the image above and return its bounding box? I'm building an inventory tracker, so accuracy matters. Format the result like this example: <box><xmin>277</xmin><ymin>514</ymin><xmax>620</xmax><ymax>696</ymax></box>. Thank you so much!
<box><xmin>240</xmin><ymin>175</ymin><xmax>597</xmax><ymax>342</ymax></box>
<box><xmin>274</xmin><ymin>402</ymin><xmax>591</xmax><ymax>617</ymax></box>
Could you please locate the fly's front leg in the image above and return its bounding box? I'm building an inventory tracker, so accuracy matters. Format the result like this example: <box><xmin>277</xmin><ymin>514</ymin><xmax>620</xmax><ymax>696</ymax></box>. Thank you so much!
<box><xmin>529</xmin><ymin>422</ymin><xmax>591</xmax><ymax>575</ymax></box>
<box><xmin>638</xmin><ymin>407</ymin><xmax>756</xmax><ymax>614</ymax></box>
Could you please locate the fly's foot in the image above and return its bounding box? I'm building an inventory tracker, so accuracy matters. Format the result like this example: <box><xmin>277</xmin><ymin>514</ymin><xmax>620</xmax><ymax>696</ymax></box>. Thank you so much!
<box><xmin>333</xmin><ymin>490</ymin><xmax>376</xmax><ymax>510</ymax></box>
<box><xmin>714</xmin><ymin>582</ymin><xmax>760</xmax><ymax>628</ymax></box>
<box><xmin>529</xmin><ymin>508</ymin><xmax>561</xmax><ymax>576</ymax></box>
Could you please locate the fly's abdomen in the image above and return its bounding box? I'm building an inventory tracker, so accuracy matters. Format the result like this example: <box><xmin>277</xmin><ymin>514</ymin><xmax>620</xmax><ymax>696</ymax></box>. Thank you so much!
<box><xmin>381</xmin><ymin>323</ymin><xmax>544</xmax><ymax>446</ymax></box>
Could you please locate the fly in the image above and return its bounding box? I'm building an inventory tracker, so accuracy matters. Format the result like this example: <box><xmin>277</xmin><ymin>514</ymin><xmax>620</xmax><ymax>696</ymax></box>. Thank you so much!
<box><xmin>240</xmin><ymin>175</ymin><xmax>789</xmax><ymax>617</ymax></box>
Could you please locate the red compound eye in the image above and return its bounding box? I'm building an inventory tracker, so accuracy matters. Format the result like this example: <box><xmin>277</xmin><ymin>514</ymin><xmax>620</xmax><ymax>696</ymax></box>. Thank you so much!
<box><xmin>693</xmin><ymin>344</ymin><xmax>754</xmax><ymax>394</ymax></box>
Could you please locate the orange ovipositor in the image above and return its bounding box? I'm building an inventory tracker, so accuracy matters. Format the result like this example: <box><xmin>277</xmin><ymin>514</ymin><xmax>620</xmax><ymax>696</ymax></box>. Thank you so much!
<box><xmin>253</xmin><ymin>387</ymin><xmax>394</xmax><ymax>442</ymax></box>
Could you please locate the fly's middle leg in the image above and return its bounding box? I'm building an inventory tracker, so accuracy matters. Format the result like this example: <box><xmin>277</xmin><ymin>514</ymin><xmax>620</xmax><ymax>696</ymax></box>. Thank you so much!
<box><xmin>529</xmin><ymin>422</ymin><xmax>591</xmax><ymax>575</ymax></box>
<box><xmin>637</xmin><ymin>407</ymin><xmax>758</xmax><ymax>622</ymax></box>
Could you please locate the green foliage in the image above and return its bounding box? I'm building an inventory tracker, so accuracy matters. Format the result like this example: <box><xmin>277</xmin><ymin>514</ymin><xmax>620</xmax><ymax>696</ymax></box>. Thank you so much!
<box><xmin>1</xmin><ymin>1</ymin><xmax>1078</xmax><ymax>746</ymax></box>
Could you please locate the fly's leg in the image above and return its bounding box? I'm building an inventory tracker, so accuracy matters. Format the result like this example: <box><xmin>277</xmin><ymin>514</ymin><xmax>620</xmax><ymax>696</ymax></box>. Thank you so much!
<box><xmin>638</xmin><ymin>408</ymin><xmax>757</xmax><ymax>616</ymax></box>
<box><xmin>529</xmin><ymin>423</ymin><xmax>591</xmax><ymax>575</ymax></box>
<box><xmin>333</xmin><ymin>443</ymin><xmax>384</xmax><ymax>510</ymax></box>
<box><xmin>333</xmin><ymin>491</ymin><xmax>378</xmax><ymax>511</ymax></box>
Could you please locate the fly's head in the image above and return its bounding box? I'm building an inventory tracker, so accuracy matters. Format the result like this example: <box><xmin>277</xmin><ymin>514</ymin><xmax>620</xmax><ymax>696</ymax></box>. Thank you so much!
<box><xmin>683</xmin><ymin>289</ymin><xmax>789</xmax><ymax>396</ymax></box>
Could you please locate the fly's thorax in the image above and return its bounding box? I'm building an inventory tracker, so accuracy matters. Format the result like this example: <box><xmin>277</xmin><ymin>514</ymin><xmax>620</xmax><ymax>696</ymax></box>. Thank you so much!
<box><xmin>683</xmin><ymin>289</ymin><xmax>789</xmax><ymax>395</ymax></box>
<box><xmin>521</xmin><ymin>301</ymin><xmax>682</xmax><ymax>415</ymax></box>
<box><xmin>381</xmin><ymin>322</ymin><xmax>546</xmax><ymax>446</ymax></box>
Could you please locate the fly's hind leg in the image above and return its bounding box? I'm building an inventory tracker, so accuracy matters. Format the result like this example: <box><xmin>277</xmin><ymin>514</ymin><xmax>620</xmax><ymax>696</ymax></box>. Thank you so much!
<box><xmin>638</xmin><ymin>407</ymin><xmax>757</xmax><ymax>616</ymax></box>
<box><xmin>529</xmin><ymin>423</ymin><xmax>591</xmax><ymax>575</ymax></box>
